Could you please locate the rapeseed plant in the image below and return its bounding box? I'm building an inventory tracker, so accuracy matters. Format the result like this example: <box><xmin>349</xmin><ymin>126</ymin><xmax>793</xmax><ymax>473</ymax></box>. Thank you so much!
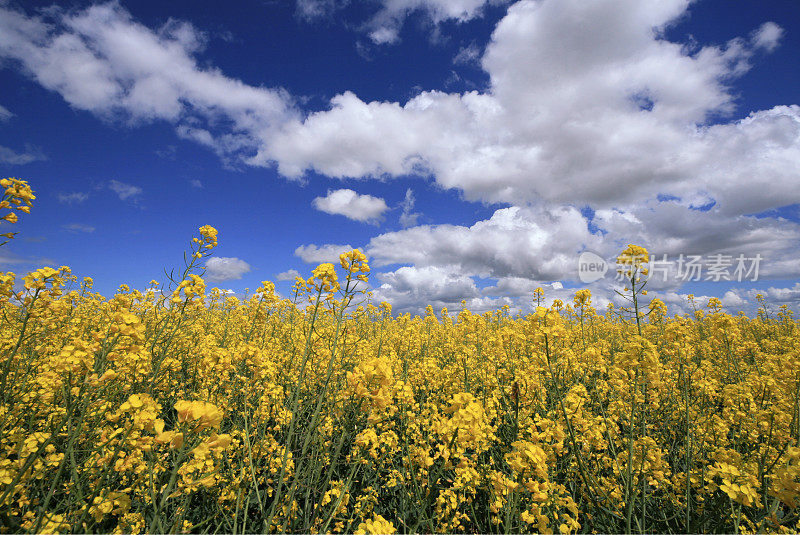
<box><xmin>0</xmin><ymin>178</ymin><xmax>799</xmax><ymax>533</ymax></box>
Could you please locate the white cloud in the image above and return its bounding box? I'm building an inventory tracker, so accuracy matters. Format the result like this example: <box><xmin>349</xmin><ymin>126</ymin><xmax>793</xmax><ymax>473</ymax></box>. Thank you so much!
<box><xmin>371</xmin><ymin>265</ymin><xmax>486</xmax><ymax>314</ymax></box>
<box><xmin>266</xmin><ymin>0</ymin><xmax>800</xmax><ymax>313</ymax></box>
<box><xmin>721</xmin><ymin>290</ymin><xmax>746</xmax><ymax>309</ymax></box>
<box><xmin>399</xmin><ymin>188</ymin><xmax>420</xmax><ymax>228</ymax></box>
<box><xmin>0</xmin><ymin>2</ymin><xmax>296</xmax><ymax>164</ymax></box>
<box><xmin>295</xmin><ymin>0</ymin><xmax>345</xmax><ymax>22</ymax></box>
<box><xmin>260</xmin><ymin>0</ymin><xmax>797</xmax><ymax>219</ymax></box>
<box><xmin>482</xmin><ymin>276</ymin><xmax>539</xmax><ymax>297</ymax></box>
<box><xmin>62</xmin><ymin>223</ymin><xmax>95</xmax><ymax>233</ymax></box>
<box><xmin>0</xmin><ymin>144</ymin><xmax>46</xmax><ymax>165</ymax></box>
<box><xmin>190</xmin><ymin>179</ymin><xmax>203</xmax><ymax>188</ymax></box>
<box><xmin>295</xmin><ymin>0</ymin><xmax>502</xmax><ymax>44</ymax></box>
<box><xmin>642</xmin><ymin>288</ymin><xmax>793</xmax><ymax>316</ymax></box>
<box><xmin>747</xmin><ymin>283</ymin><xmax>800</xmax><ymax>305</ymax></box>
<box><xmin>367</xmin><ymin>204</ymin><xmax>600</xmax><ymax>280</ymax></box>
<box><xmin>365</xmin><ymin>0</ymin><xmax>505</xmax><ymax>45</ymax></box>
<box><xmin>358</xmin><ymin>199</ymin><xmax>800</xmax><ymax>313</ymax></box>
<box><xmin>0</xmin><ymin>104</ymin><xmax>12</xmax><ymax>121</ymax></box>
<box><xmin>381</xmin><ymin>265</ymin><xmax>479</xmax><ymax>300</ymax></box>
<box><xmin>644</xmin><ymin>291</ymin><xmax>709</xmax><ymax>315</ymax></box>
<box><xmin>368</xmin><ymin>27</ymin><xmax>400</xmax><ymax>45</ymax></box>
<box><xmin>58</xmin><ymin>192</ymin><xmax>89</xmax><ymax>204</ymax></box>
<box><xmin>591</xmin><ymin>201</ymin><xmax>800</xmax><ymax>280</ymax></box>
<box><xmin>108</xmin><ymin>180</ymin><xmax>142</xmax><ymax>201</ymax></box>
<box><xmin>3</xmin><ymin>2</ymin><xmax>795</xmax><ymax>219</ymax></box>
<box><xmin>294</xmin><ymin>243</ymin><xmax>356</xmax><ymax>264</ymax></box>
<box><xmin>453</xmin><ymin>42</ymin><xmax>481</xmax><ymax>65</ymax></box>
<box><xmin>204</xmin><ymin>257</ymin><xmax>252</xmax><ymax>282</ymax></box>
<box><xmin>752</xmin><ymin>21</ymin><xmax>783</xmax><ymax>52</ymax></box>
<box><xmin>312</xmin><ymin>188</ymin><xmax>389</xmax><ymax>223</ymax></box>
<box><xmin>369</xmin><ymin>265</ymin><xmax>618</xmax><ymax>316</ymax></box>
<box><xmin>276</xmin><ymin>268</ymin><xmax>303</xmax><ymax>281</ymax></box>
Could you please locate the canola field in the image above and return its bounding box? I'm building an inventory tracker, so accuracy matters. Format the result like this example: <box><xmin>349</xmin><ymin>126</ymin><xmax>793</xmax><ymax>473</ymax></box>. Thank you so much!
<box><xmin>1</xmin><ymin>178</ymin><xmax>799</xmax><ymax>534</ymax></box>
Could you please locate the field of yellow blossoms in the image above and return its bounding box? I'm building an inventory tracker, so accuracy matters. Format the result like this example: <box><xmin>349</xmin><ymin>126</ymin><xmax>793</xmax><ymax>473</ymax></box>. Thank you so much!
<box><xmin>1</xmin><ymin>177</ymin><xmax>799</xmax><ymax>534</ymax></box>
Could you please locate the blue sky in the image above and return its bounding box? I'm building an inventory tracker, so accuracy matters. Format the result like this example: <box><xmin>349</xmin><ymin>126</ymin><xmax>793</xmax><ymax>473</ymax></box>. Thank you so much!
<box><xmin>1</xmin><ymin>0</ymin><xmax>798</xmax><ymax>315</ymax></box>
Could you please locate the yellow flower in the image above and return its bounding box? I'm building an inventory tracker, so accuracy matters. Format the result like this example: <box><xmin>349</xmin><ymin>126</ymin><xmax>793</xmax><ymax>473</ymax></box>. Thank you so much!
<box><xmin>310</xmin><ymin>262</ymin><xmax>340</xmax><ymax>293</ymax></box>
<box><xmin>205</xmin><ymin>433</ymin><xmax>232</xmax><ymax>450</ymax></box>
<box><xmin>198</xmin><ymin>225</ymin><xmax>218</xmax><ymax>249</ymax></box>
<box><xmin>175</xmin><ymin>400</ymin><xmax>224</xmax><ymax>430</ymax></box>
<box><xmin>355</xmin><ymin>514</ymin><xmax>396</xmax><ymax>535</ymax></box>
<box><xmin>616</xmin><ymin>244</ymin><xmax>649</xmax><ymax>276</ymax></box>
<box><xmin>339</xmin><ymin>249</ymin><xmax>369</xmax><ymax>273</ymax></box>
<box><xmin>573</xmin><ymin>289</ymin><xmax>591</xmax><ymax>308</ymax></box>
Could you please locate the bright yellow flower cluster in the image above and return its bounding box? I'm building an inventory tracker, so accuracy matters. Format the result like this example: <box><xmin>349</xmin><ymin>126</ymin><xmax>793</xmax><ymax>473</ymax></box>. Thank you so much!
<box><xmin>617</xmin><ymin>243</ymin><xmax>650</xmax><ymax>266</ymax></box>
<box><xmin>175</xmin><ymin>400</ymin><xmax>224</xmax><ymax>430</ymax></box>
<box><xmin>171</xmin><ymin>273</ymin><xmax>206</xmax><ymax>304</ymax></box>
<box><xmin>340</xmin><ymin>249</ymin><xmax>370</xmax><ymax>283</ymax></box>
<box><xmin>0</xmin><ymin>177</ymin><xmax>35</xmax><ymax>241</ymax></box>
<box><xmin>355</xmin><ymin>513</ymin><xmax>396</xmax><ymax>534</ymax></box>
<box><xmin>197</xmin><ymin>224</ymin><xmax>218</xmax><ymax>248</ymax></box>
<box><xmin>310</xmin><ymin>262</ymin><xmax>339</xmax><ymax>293</ymax></box>
<box><xmin>617</xmin><ymin>243</ymin><xmax>650</xmax><ymax>279</ymax></box>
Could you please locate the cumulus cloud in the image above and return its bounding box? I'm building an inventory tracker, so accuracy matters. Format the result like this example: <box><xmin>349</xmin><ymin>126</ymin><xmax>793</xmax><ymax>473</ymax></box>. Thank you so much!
<box><xmin>3</xmin><ymin>2</ymin><xmax>794</xmax><ymax>218</ymax></box>
<box><xmin>264</xmin><ymin>0</ymin><xmax>799</xmax><ymax>313</ymax></box>
<box><xmin>312</xmin><ymin>188</ymin><xmax>389</xmax><ymax>223</ymax></box>
<box><xmin>721</xmin><ymin>290</ymin><xmax>746</xmax><ymax>309</ymax></box>
<box><xmin>204</xmin><ymin>257</ymin><xmax>252</xmax><ymax>282</ymax></box>
<box><xmin>261</xmin><ymin>0</ymin><xmax>796</xmax><ymax>219</ymax></box>
<box><xmin>294</xmin><ymin>243</ymin><xmax>356</xmax><ymax>264</ymax></box>
<box><xmin>290</xmin><ymin>187</ymin><xmax>800</xmax><ymax>313</ymax></box>
<box><xmin>752</xmin><ymin>21</ymin><xmax>783</xmax><ymax>52</ymax></box>
<box><xmin>368</xmin><ymin>204</ymin><xmax>601</xmax><ymax>280</ymax></box>
<box><xmin>276</xmin><ymin>268</ymin><xmax>303</xmax><ymax>281</ymax></box>
<box><xmin>371</xmin><ymin>265</ymin><xmax>495</xmax><ymax>314</ymax></box>
<box><xmin>746</xmin><ymin>283</ymin><xmax>800</xmax><ymax>305</ymax></box>
<box><xmin>0</xmin><ymin>144</ymin><xmax>46</xmax><ymax>165</ymax></box>
<box><xmin>58</xmin><ymin>192</ymin><xmax>89</xmax><ymax>204</ymax></box>
<box><xmin>482</xmin><ymin>276</ymin><xmax>539</xmax><ymax>297</ymax></box>
<box><xmin>108</xmin><ymin>180</ymin><xmax>142</xmax><ymax>201</ymax></box>
<box><xmin>358</xmin><ymin>200</ymin><xmax>800</xmax><ymax>313</ymax></box>
<box><xmin>641</xmin><ymin>288</ymin><xmax>792</xmax><ymax>316</ymax></box>
<box><xmin>296</xmin><ymin>208</ymin><xmax>794</xmax><ymax>313</ymax></box>
<box><xmin>591</xmin><ymin>201</ymin><xmax>800</xmax><ymax>280</ymax></box>
<box><xmin>0</xmin><ymin>2</ymin><xmax>296</xmax><ymax>164</ymax></box>
<box><xmin>368</xmin><ymin>265</ymin><xmax>621</xmax><ymax>316</ymax></box>
<box><xmin>381</xmin><ymin>265</ymin><xmax>479</xmax><ymax>300</ymax></box>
